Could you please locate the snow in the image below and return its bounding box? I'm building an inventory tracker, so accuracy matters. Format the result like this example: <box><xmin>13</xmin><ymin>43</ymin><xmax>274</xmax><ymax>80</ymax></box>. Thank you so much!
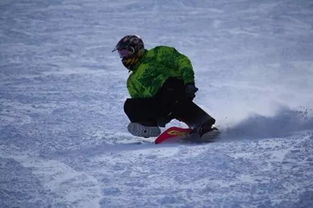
<box><xmin>1</xmin><ymin>0</ymin><xmax>313</xmax><ymax>207</ymax></box>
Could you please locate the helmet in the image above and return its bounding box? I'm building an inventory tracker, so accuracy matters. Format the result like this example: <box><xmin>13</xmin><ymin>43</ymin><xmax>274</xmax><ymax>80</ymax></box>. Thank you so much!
<box><xmin>113</xmin><ymin>35</ymin><xmax>145</xmax><ymax>59</ymax></box>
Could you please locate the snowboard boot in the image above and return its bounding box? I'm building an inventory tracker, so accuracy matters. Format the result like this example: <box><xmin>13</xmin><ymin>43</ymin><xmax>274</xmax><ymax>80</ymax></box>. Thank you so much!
<box><xmin>200</xmin><ymin>126</ymin><xmax>219</xmax><ymax>141</ymax></box>
<box><xmin>191</xmin><ymin>120</ymin><xmax>219</xmax><ymax>141</ymax></box>
<box><xmin>127</xmin><ymin>122</ymin><xmax>161</xmax><ymax>138</ymax></box>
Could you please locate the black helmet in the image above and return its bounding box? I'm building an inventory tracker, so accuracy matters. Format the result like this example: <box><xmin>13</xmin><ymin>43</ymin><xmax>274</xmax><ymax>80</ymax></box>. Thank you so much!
<box><xmin>113</xmin><ymin>35</ymin><xmax>144</xmax><ymax>58</ymax></box>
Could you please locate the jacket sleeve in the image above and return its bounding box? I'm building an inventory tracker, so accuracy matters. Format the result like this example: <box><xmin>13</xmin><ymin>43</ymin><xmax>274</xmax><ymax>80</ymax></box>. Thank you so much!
<box><xmin>127</xmin><ymin>74</ymin><xmax>151</xmax><ymax>98</ymax></box>
<box><xmin>174</xmin><ymin>49</ymin><xmax>195</xmax><ymax>84</ymax></box>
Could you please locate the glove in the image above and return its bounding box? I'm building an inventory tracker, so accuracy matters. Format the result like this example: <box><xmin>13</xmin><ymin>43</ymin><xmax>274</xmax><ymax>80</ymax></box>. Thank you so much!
<box><xmin>185</xmin><ymin>83</ymin><xmax>198</xmax><ymax>100</ymax></box>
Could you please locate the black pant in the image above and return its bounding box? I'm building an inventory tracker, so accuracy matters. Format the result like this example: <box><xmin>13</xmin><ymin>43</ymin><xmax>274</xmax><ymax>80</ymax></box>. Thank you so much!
<box><xmin>124</xmin><ymin>78</ymin><xmax>215</xmax><ymax>128</ymax></box>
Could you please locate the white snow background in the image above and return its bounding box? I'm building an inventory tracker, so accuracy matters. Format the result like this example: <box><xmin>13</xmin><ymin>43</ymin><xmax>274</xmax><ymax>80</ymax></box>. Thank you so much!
<box><xmin>1</xmin><ymin>0</ymin><xmax>313</xmax><ymax>207</ymax></box>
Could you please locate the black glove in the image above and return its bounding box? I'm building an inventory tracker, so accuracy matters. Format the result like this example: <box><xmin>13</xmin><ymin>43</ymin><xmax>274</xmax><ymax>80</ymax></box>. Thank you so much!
<box><xmin>185</xmin><ymin>83</ymin><xmax>198</xmax><ymax>100</ymax></box>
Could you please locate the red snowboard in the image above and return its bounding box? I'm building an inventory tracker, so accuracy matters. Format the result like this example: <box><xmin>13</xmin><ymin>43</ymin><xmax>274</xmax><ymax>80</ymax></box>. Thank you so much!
<box><xmin>154</xmin><ymin>127</ymin><xmax>192</xmax><ymax>144</ymax></box>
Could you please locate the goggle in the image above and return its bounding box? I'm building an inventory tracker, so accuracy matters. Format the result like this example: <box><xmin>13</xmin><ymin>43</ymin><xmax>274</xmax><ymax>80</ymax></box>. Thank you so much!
<box><xmin>113</xmin><ymin>46</ymin><xmax>135</xmax><ymax>58</ymax></box>
<box><xmin>118</xmin><ymin>48</ymin><xmax>134</xmax><ymax>58</ymax></box>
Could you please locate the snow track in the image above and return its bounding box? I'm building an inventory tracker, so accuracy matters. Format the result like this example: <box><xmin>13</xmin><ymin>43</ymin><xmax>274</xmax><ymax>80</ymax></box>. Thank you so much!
<box><xmin>0</xmin><ymin>145</ymin><xmax>102</xmax><ymax>208</ymax></box>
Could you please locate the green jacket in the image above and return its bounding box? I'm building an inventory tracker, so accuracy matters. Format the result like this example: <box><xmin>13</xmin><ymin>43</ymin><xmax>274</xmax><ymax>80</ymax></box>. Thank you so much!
<box><xmin>127</xmin><ymin>46</ymin><xmax>195</xmax><ymax>98</ymax></box>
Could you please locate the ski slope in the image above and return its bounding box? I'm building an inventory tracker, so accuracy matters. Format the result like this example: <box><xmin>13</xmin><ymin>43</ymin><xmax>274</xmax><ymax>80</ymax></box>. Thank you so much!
<box><xmin>1</xmin><ymin>0</ymin><xmax>313</xmax><ymax>207</ymax></box>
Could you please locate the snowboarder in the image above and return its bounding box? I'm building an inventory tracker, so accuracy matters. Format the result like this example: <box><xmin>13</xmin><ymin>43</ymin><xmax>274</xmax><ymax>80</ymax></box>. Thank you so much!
<box><xmin>113</xmin><ymin>35</ymin><xmax>217</xmax><ymax>138</ymax></box>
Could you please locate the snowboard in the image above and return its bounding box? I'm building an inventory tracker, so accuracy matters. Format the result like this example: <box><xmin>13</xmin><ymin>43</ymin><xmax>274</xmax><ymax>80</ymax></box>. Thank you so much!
<box><xmin>154</xmin><ymin>126</ymin><xmax>219</xmax><ymax>144</ymax></box>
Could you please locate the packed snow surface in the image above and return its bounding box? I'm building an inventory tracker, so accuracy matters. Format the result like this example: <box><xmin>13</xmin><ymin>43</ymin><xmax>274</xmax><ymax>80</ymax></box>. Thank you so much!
<box><xmin>1</xmin><ymin>0</ymin><xmax>313</xmax><ymax>207</ymax></box>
